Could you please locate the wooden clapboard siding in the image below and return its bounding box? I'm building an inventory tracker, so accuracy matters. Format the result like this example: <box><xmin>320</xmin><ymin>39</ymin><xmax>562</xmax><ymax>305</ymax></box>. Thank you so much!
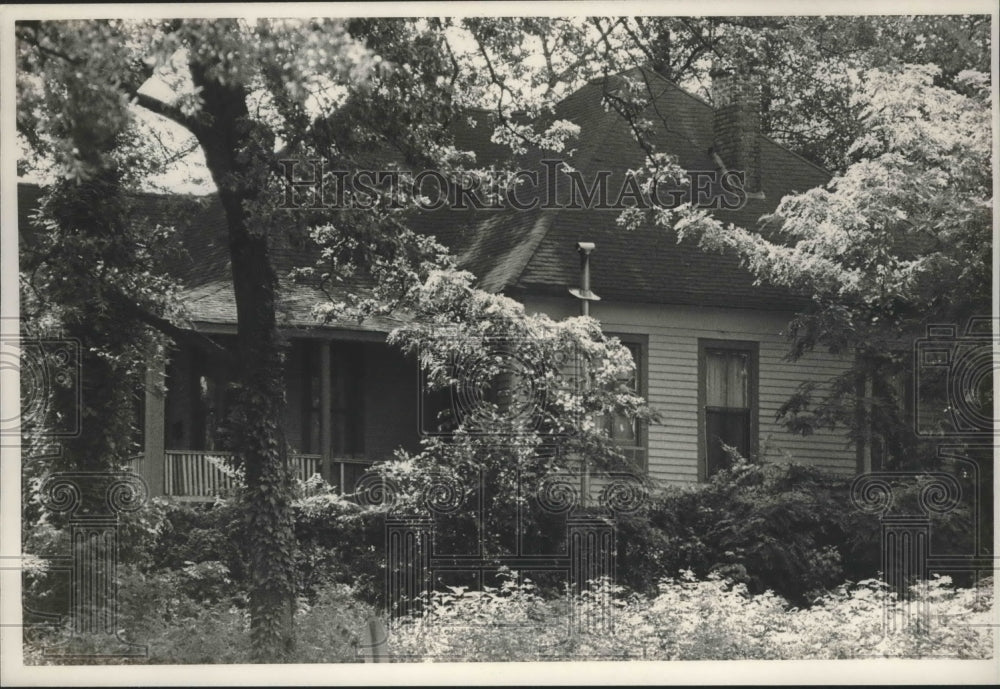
<box><xmin>523</xmin><ymin>296</ymin><xmax>857</xmax><ymax>485</ymax></box>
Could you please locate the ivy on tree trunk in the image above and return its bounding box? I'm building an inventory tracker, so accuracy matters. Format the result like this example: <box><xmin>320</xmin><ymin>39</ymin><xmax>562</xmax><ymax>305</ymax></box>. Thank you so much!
<box><xmin>190</xmin><ymin>60</ymin><xmax>298</xmax><ymax>660</ymax></box>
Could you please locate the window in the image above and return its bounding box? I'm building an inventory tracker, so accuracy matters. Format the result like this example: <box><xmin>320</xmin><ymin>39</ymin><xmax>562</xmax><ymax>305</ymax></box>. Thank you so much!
<box><xmin>602</xmin><ymin>336</ymin><xmax>648</xmax><ymax>470</ymax></box>
<box><xmin>699</xmin><ymin>339</ymin><xmax>758</xmax><ymax>479</ymax></box>
<box><xmin>859</xmin><ymin>350</ymin><xmax>915</xmax><ymax>472</ymax></box>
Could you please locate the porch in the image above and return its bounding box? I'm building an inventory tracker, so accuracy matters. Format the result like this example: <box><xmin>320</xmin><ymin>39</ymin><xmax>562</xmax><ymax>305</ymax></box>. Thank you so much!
<box><xmin>129</xmin><ymin>450</ymin><xmax>373</xmax><ymax>501</ymax></box>
<box><xmin>138</xmin><ymin>333</ymin><xmax>422</xmax><ymax>500</ymax></box>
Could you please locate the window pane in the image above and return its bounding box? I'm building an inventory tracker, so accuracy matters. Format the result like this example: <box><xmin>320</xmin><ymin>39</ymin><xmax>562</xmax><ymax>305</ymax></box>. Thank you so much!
<box><xmin>599</xmin><ymin>339</ymin><xmax>644</xmax><ymax>459</ymax></box>
<box><xmin>706</xmin><ymin>409</ymin><xmax>750</xmax><ymax>475</ymax></box>
<box><xmin>611</xmin><ymin>413</ymin><xmax>636</xmax><ymax>442</ymax></box>
<box><xmin>705</xmin><ymin>352</ymin><xmax>727</xmax><ymax>407</ymax></box>
<box><xmin>624</xmin><ymin>343</ymin><xmax>639</xmax><ymax>392</ymax></box>
<box><xmin>622</xmin><ymin>447</ymin><xmax>646</xmax><ymax>470</ymax></box>
<box><xmin>706</xmin><ymin>350</ymin><xmax>748</xmax><ymax>408</ymax></box>
<box><xmin>728</xmin><ymin>353</ymin><xmax>748</xmax><ymax>408</ymax></box>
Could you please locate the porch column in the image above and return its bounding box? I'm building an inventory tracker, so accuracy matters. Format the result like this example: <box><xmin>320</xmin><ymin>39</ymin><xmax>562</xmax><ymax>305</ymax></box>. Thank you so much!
<box><xmin>320</xmin><ymin>339</ymin><xmax>333</xmax><ymax>483</ymax></box>
<box><xmin>142</xmin><ymin>348</ymin><xmax>166</xmax><ymax>498</ymax></box>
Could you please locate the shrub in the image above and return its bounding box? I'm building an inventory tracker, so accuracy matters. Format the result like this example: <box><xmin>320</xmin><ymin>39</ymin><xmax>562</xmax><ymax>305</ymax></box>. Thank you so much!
<box><xmin>614</xmin><ymin>460</ymin><xmax>980</xmax><ymax>605</ymax></box>
<box><xmin>389</xmin><ymin>570</ymin><xmax>572</xmax><ymax>661</ymax></box>
<box><xmin>141</xmin><ymin>488</ymin><xmax>385</xmax><ymax>604</ymax></box>
<box><xmin>613</xmin><ymin>462</ymin><xmax>851</xmax><ymax>604</ymax></box>
<box><xmin>292</xmin><ymin>583</ymin><xmax>379</xmax><ymax>663</ymax></box>
<box><xmin>291</xmin><ymin>491</ymin><xmax>384</xmax><ymax>605</ymax></box>
<box><xmin>23</xmin><ymin>483</ymin><xmax>388</xmax><ymax>651</ymax></box>
<box><xmin>146</xmin><ymin>499</ymin><xmax>249</xmax><ymax>584</ymax></box>
<box><xmin>23</xmin><ymin>566</ymin><xmax>373</xmax><ymax>665</ymax></box>
<box><xmin>388</xmin><ymin>571</ymin><xmax>995</xmax><ymax>661</ymax></box>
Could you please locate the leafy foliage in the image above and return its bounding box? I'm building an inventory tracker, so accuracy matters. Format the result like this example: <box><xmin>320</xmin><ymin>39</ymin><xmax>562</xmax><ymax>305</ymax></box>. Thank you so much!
<box><xmin>290</xmin><ymin>491</ymin><xmax>385</xmax><ymax>605</ymax></box>
<box><xmin>26</xmin><ymin>566</ymin><xmax>994</xmax><ymax>663</ymax></box>
<box><xmin>388</xmin><ymin>268</ymin><xmax>657</xmax><ymax>467</ymax></box>
<box><xmin>389</xmin><ymin>571</ymin><xmax>994</xmax><ymax>660</ymax></box>
<box><xmin>123</xmin><ymin>489</ymin><xmax>383</xmax><ymax>605</ymax></box>
<box><xmin>16</xmin><ymin>17</ymin><xmax>593</xmax><ymax>658</ymax></box>
<box><xmin>614</xmin><ymin>460</ymin><xmax>979</xmax><ymax>605</ymax></box>
<box><xmin>344</xmin><ymin>268</ymin><xmax>661</xmax><ymax>571</ymax></box>
<box><xmin>22</xmin><ymin>462</ymin><xmax>989</xmax><ymax>664</ymax></box>
<box><xmin>23</xmin><ymin>570</ymin><xmax>372</xmax><ymax>665</ymax></box>
<box><xmin>17</xmin><ymin>15</ymin><xmax>991</xmax><ymax>661</ymax></box>
<box><xmin>624</xmin><ymin>63</ymin><xmax>995</xmax><ymax>472</ymax></box>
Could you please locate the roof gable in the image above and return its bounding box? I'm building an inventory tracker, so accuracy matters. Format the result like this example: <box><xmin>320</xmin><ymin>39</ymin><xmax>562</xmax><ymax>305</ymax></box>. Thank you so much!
<box><xmin>437</xmin><ymin>67</ymin><xmax>830</xmax><ymax>310</ymax></box>
<box><xmin>16</xmin><ymin>67</ymin><xmax>832</xmax><ymax>328</ymax></box>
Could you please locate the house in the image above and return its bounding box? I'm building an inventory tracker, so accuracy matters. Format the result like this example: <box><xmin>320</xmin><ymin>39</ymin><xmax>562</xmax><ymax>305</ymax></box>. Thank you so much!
<box><xmin>18</xmin><ymin>67</ymin><xmax>863</xmax><ymax>500</ymax></box>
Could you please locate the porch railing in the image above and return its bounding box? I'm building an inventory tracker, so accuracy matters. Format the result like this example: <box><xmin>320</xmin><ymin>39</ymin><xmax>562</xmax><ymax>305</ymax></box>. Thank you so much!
<box><xmin>135</xmin><ymin>450</ymin><xmax>371</xmax><ymax>501</ymax></box>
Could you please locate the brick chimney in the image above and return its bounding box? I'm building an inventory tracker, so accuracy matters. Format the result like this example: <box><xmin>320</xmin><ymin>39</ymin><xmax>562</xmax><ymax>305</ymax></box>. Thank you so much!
<box><xmin>710</xmin><ymin>65</ymin><xmax>763</xmax><ymax>197</ymax></box>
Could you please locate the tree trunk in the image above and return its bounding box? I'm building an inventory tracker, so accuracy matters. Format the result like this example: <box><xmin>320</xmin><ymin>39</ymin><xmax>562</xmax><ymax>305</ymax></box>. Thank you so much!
<box><xmin>229</xmin><ymin>225</ymin><xmax>296</xmax><ymax>660</ymax></box>
<box><xmin>191</xmin><ymin>59</ymin><xmax>296</xmax><ymax>661</ymax></box>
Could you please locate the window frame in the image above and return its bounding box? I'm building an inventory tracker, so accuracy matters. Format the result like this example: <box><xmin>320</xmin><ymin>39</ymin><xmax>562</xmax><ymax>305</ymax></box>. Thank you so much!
<box><xmin>697</xmin><ymin>338</ymin><xmax>759</xmax><ymax>481</ymax></box>
<box><xmin>603</xmin><ymin>333</ymin><xmax>649</xmax><ymax>471</ymax></box>
<box><xmin>856</xmin><ymin>348</ymin><xmax>915</xmax><ymax>473</ymax></box>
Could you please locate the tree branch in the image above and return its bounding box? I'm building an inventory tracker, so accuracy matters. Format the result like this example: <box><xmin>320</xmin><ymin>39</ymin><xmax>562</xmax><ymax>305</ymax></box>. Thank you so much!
<box><xmin>108</xmin><ymin>292</ymin><xmax>230</xmax><ymax>365</ymax></box>
<box><xmin>15</xmin><ymin>24</ymin><xmax>82</xmax><ymax>65</ymax></box>
<box><xmin>132</xmin><ymin>91</ymin><xmax>205</xmax><ymax>137</ymax></box>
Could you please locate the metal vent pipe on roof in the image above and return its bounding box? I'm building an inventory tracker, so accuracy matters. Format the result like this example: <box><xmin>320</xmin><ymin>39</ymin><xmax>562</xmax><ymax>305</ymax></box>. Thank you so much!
<box><xmin>568</xmin><ymin>241</ymin><xmax>601</xmax><ymax>316</ymax></box>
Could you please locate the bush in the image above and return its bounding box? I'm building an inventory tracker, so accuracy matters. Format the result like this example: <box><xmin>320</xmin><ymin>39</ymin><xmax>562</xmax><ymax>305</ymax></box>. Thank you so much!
<box><xmin>25</xmin><ymin>566</ymin><xmax>992</xmax><ymax>663</ymax></box>
<box><xmin>23</xmin><ymin>460</ymin><xmax>987</xmax><ymax>663</ymax></box>
<box><xmin>292</xmin><ymin>583</ymin><xmax>379</xmax><ymax>663</ymax></box>
<box><xmin>141</xmin><ymin>488</ymin><xmax>385</xmax><ymax>605</ymax></box>
<box><xmin>23</xmin><ymin>565</ymin><xmax>373</xmax><ymax>665</ymax></box>
<box><xmin>613</xmin><ymin>462</ymin><xmax>848</xmax><ymax>604</ymax></box>
<box><xmin>146</xmin><ymin>499</ymin><xmax>249</xmax><ymax>584</ymax></box>
<box><xmin>22</xmin><ymin>483</ymin><xmax>389</xmax><ymax>662</ymax></box>
<box><xmin>614</xmin><ymin>461</ymin><xmax>980</xmax><ymax>605</ymax></box>
<box><xmin>388</xmin><ymin>571</ymin><xmax>995</xmax><ymax>661</ymax></box>
<box><xmin>291</xmin><ymin>491</ymin><xmax>385</xmax><ymax>605</ymax></box>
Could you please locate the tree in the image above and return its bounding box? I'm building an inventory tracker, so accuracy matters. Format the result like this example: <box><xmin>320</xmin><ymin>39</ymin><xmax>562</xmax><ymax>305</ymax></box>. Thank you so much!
<box><xmin>16</xmin><ymin>16</ymin><xmax>591</xmax><ymax>659</ymax></box>
<box><xmin>361</xmin><ymin>269</ymin><xmax>657</xmax><ymax>597</ymax></box>
<box><xmin>578</xmin><ymin>15</ymin><xmax>991</xmax><ymax>170</ymax></box>
<box><xmin>653</xmin><ymin>63</ymin><xmax>992</xmax><ymax>467</ymax></box>
<box><xmin>18</xmin><ymin>15</ymin><xmax>991</xmax><ymax>659</ymax></box>
<box><xmin>385</xmin><ymin>266</ymin><xmax>657</xmax><ymax>475</ymax></box>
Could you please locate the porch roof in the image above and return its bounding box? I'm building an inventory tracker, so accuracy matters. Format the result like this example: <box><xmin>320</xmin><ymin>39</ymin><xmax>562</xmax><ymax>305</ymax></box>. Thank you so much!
<box><xmin>179</xmin><ymin>278</ymin><xmax>410</xmax><ymax>334</ymax></box>
<box><xmin>15</xmin><ymin>182</ymin><xmax>409</xmax><ymax>335</ymax></box>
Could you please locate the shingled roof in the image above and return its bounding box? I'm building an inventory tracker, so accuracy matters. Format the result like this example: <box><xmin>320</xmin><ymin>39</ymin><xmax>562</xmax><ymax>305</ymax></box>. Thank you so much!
<box><xmin>16</xmin><ymin>67</ymin><xmax>830</xmax><ymax>331</ymax></box>
<box><xmin>15</xmin><ymin>182</ymin><xmax>402</xmax><ymax>334</ymax></box>
<box><xmin>423</xmin><ymin>67</ymin><xmax>830</xmax><ymax>310</ymax></box>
